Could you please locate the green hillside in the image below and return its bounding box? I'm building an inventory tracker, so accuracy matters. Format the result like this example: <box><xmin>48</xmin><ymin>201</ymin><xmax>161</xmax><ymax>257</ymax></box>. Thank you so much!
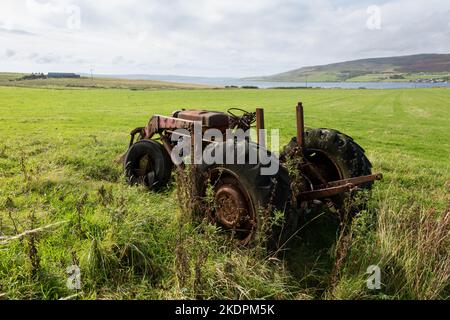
<box><xmin>248</xmin><ymin>54</ymin><xmax>450</xmax><ymax>82</ymax></box>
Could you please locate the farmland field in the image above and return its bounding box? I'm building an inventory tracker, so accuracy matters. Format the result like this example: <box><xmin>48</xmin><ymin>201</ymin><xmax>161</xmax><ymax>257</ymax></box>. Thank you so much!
<box><xmin>0</xmin><ymin>86</ymin><xmax>449</xmax><ymax>300</ymax></box>
<box><xmin>0</xmin><ymin>73</ymin><xmax>214</xmax><ymax>90</ymax></box>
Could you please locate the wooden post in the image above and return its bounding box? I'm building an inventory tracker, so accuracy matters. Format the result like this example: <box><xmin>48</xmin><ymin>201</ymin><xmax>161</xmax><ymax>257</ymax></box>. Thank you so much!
<box><xmin>296</xmin><ymin>102</ymin><xmax>304</xmax><ymax>147</ymax></box>
<box><xmin>256</xmin><ymin>108</ymin><xmax>265</xmax><ymax>148</ymax></box>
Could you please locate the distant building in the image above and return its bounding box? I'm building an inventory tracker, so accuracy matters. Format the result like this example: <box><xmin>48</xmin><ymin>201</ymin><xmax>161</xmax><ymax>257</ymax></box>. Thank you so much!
<box><xmin>47</xmin><ymin>73</ymin><xmax>81</xmax><ymax>79</ymax></box>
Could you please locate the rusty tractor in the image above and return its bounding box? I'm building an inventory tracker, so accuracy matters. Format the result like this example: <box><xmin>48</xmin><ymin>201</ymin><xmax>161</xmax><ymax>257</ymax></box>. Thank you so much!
<box><xmin>123</xmin><ymin>102</ymin><xmax>382</xmax><ymax>249</ymax></box>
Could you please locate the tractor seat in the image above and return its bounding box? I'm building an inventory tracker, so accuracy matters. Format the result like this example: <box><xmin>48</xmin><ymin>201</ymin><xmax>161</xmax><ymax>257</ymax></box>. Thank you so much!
<box><xmin>175</xmin><ymin>110</ymin><xmax>230</xmax><ymax>128</ymax></box>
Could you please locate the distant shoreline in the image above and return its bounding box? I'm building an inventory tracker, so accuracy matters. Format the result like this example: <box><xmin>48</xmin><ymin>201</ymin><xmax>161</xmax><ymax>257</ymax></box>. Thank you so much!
<box><xmin>1</xmin><ymin>72</ymin><xmax>450</xmax><ymax>90</ymax></box>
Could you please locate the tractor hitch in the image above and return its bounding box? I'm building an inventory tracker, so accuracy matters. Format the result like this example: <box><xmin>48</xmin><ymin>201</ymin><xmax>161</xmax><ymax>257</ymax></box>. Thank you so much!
<box><xmin>299</xmin><ymin>173</ymin><xmax>383</xmax><ymax>200</ymax></box>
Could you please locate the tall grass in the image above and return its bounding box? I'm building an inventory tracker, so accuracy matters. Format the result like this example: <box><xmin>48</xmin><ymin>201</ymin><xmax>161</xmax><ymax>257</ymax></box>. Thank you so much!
<box><xmin>2</xmin><ymin>170</ymin><xmax>447</xmax><ymax>299</ymax></box>
<box><xmin>329</xmin><ymin>188</ymin><xmax>449</xmax><ymax>300</ymax></box>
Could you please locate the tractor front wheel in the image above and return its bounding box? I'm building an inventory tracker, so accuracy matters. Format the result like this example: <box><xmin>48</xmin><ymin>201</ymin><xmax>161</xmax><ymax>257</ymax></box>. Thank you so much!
<box><xmin>124</xmin><ymin>139</ymin><xmax>172</xmax><ymax>191</ymax></box>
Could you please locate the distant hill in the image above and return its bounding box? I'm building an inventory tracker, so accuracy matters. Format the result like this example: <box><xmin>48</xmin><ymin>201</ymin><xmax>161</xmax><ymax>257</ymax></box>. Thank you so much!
<box><xmin>0</xmin><ymin>73</ymin><xmax>215</xmax><ymax>90</ymax></box>
<box><xmin>247</xmin><ymin>54</ymin><xmax>450</xmax><ymax>82</ymax></box>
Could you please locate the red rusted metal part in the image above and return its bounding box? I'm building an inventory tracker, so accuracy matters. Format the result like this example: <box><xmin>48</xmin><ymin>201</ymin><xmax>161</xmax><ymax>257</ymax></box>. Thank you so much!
<box><xmin>143</xmin><ymin>116</ymin><xmax>198</xmax><ymax>168</ymax></box>
<box><xmin>299</xmin><ymin>173</ymin><xmax>383</xmax><ymax>200</ymax></box>
<box><xmin>128</xmin><ymin>127</ymin><xmax>145</xmax><ymax>148</ymax></box>
<box><xmin>256</xmin><ymin>108</ymin><xmax>265</xmax><ymax>148</ymax></box>
<box><xmin>215</xmin><ymin>184</ymin><xmax>249</xmax><ymax>229</ymax></box>
<box><xmin>300</xmin><ymin>183</ymin><xmax>355</xmax><ymax>200</ymax></box>
<box><xmin>318</xmin><ymin>173</ymin><xmax>383</xmax><ymax>189</ymax></box>
<box><xmin>177</xmin><ymin>110</ymin><xmax>229</xmax><ymax>128</ymax></box>
<box><xmin>207</xmin><ymin>170</ymin><xmax>256</xmax><ymax>246</ymax></box>
<box><xmin>144</xmin><ymin>115</ymin><xmax>196</xmax><ymax>139</ymax></box>
<box><xmin>161</xmin><ymin>135</ymin><xmax>185</xmax><ymax>170</ymax></box>
<box><xmin>296</xmin><ymin>102</ymin><xmax>305</xmax><ymax>148</ymax></box>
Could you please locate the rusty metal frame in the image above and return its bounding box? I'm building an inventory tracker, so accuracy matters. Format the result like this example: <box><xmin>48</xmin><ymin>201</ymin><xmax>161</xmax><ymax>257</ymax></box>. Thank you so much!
<box><xmin>144</xmin><ymin>115</ymin><xmax>196</xmax><ymax>139</ymax></box>
<box><xmin>299</xmin><ymin>173</ymin><xmax>383</xmax><ymax>200</ymax></box>
<box><xmin>128</xmin><ymin>127</ymin><xmax>145</xmax><ymax>148</ymax></box>
<box><xmin>293</xmin><ymin>100</ymin><xmax>382</xmax><ymax>200</ymax></box>
<box><xmin>128</xmin><ymin>102</ymin><xmax>383</xmax><ymax>203</ymax></box>
<box><xmin>318</xmin><ymin>173</ymin><xmax>383</xmax><ymax>189</ymax></box>
<box><xmin>129</xmin><ymin>115</ymin><xmax>200</xmax><ymax>166</ymax></box>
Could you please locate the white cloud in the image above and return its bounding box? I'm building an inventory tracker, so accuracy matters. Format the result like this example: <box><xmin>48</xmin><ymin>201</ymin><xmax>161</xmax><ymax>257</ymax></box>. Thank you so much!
<box><xmin>0</xmin><ymin>0</ymin><xmax>449</xmax><ymax>76</ymax></box>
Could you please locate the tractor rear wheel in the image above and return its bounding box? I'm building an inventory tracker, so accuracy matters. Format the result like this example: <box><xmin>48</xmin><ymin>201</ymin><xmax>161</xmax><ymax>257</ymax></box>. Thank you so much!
<box><xmin>124</xmin><ymin>139</ymin><xmax>172</xmax><ymax>190</ymax></box>
<box><xmin>193</xmin><ymin>141</ymin><xmax>297</xmax><ymax>250</ymax></box>
<box><xmin>282</xmin><ymin>128</ymin><xmax>373</xmax><ymax>215</ymax></box>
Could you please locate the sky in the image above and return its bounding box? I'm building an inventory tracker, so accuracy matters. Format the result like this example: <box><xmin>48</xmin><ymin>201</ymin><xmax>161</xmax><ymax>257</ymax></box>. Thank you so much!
<box><xmin>0</xmin><ymin>0</ymin><xmax>449</xmax><ymax>77</ymax></box>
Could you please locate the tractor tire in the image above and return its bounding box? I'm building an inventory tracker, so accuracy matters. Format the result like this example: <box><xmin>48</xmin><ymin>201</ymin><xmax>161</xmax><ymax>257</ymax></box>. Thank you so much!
<box><xmin>282</xmin><ymin>128</ymin><xmax>372</xmax><ymax>215</ymax></box>
<box><xmin>193</xmin><ymin>140</ymin><xmax>298</xmax><ymax>251</ymax></box>
<box><xmin>124</xmin><ymin>139</ymin><xmax>172</xmax><ymax>191</ymax></box>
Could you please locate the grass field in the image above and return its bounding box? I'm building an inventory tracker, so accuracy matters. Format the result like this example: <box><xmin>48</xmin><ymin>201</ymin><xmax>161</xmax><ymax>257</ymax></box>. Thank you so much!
<box><xmin>0</xmin><ymin>73</ymin><xmax>214</xmax><ymax>90</ymax></box>
<box><xmin>0</xmin><ymin>86</ymin><xmax>449</xmax><ymax>300</ymax></box>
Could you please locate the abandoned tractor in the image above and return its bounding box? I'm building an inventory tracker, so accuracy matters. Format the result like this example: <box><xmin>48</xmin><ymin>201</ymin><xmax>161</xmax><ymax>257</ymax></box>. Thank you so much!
<box><xmin>123</xmin><ymin>102</ymin><xmax>382</xmax><ymax>248</ymax></box>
